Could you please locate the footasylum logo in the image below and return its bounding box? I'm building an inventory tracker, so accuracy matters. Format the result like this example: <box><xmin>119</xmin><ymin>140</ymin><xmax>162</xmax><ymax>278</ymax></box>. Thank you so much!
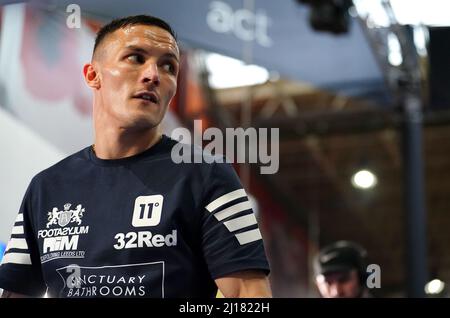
<box><xmin>38</xmin><ymin>203</ymin><xmax>89</xmax><ymax>262</ymax></box>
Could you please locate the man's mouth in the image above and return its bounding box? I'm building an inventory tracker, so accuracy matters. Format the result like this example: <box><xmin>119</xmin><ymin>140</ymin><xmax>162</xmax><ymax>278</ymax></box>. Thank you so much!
<box><xmin>133</xmin><ymin>91</ymin><xmax>159</xmax><ymax>104</ymax></box>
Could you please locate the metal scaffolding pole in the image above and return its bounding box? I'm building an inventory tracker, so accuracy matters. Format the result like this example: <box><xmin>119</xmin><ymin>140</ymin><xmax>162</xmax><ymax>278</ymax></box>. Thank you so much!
<box><xmin>354</xmin><ymin>0</ymin><xmax>430</xmax><ymax>296</ymax></box>
<box><xmin>402</xmin><ymin>94</ymin><xmax>428</xmax><ymax>297</ymax></box>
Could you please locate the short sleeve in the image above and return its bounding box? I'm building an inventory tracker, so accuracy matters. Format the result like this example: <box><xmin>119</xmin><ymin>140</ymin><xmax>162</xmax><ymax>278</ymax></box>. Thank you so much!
<box><xmin>201</xmin><ymin>162</ymin><xmax>270</xmax><ymax>279</ymax></box>
<box><xmin>0</xmin><ymin>182</ymin><xmax>46</xmax><ymax>296</ymax></box>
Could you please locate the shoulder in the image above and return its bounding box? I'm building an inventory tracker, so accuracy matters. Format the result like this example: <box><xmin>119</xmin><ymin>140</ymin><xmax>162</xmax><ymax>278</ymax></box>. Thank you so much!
<box><xmin>31</xmin><ymin>147</ymin><xmax>90</xmax><ymax>186</ymax></box>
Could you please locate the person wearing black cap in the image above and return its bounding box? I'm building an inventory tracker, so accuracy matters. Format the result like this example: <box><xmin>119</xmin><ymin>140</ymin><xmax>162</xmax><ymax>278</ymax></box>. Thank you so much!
<box><xmin>313</xmin><ymin>240</ymin><xmax>370</xmax><ymax>298</ymax></box>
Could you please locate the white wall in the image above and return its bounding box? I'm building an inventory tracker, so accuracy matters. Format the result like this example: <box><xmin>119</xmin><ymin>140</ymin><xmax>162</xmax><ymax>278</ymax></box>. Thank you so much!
<box><xmin>0</xmin><ymin>107</ymin><xmax>65</xmax><ymax>243</ymax></box>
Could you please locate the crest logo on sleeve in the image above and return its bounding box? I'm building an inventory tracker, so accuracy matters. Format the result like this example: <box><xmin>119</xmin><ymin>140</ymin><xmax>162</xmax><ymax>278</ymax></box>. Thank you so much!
<box><xmin>47</xmin><ymin>203</ymin><xmax>85</xmax><ymax>228</ymax></box>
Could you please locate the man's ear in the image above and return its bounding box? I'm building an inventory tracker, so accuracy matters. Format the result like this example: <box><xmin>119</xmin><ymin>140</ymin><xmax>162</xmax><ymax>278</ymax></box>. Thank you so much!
<box><xmin>83</xmin><ymin>63</ymin><xmax>100</xmax><ymax>89</ymax></box>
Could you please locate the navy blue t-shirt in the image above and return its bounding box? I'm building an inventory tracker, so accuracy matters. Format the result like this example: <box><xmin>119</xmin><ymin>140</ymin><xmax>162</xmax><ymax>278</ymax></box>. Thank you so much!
<box><xmin>0</xmin><ymin>135</ymin><xmax>270</xmax><ymax>297</ymax></box>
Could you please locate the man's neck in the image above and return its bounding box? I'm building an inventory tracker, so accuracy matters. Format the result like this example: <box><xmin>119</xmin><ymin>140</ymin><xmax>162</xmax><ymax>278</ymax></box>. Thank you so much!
<box><xmin>93</xmin><ymin>126</ymin><xmax>162</xmax><ymax>159</ymax></box>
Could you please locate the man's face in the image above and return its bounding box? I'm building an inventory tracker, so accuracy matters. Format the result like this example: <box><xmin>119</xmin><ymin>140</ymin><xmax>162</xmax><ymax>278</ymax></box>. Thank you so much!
<box><xmin>315</xmin><ymin>270</ymin><xmax>361</xmax><ymax>298</ymax></box>
<box><xmin>93</xmin><ymin>24</ymin><xmax>179</xmax><ymax>130</ymax></box>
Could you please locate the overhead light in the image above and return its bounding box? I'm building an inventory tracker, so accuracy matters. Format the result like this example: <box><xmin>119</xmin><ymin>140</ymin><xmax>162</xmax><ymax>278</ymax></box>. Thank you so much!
<box><xmin>425</xmin><ymin>279</ymin><xmax>445</xmax><ymax>295</ymax></box>
<box><xmin>204</xmin><ymin>53</ymin><xmax>269</xmax><ymax>89</ymax></box>
<box><xmin>351</xmin><ymin>169</ymin><xmax>378</xmax><ymax>189</ymax></box>
<box><xmin>387</xmin><ymin>32</ymin><xmax>403</xmax><ymax>66</ymax></box>
<box><xmin>413</xmin><ymin>25</ymin><xmax>428</xmax><ymax>57</ymax></box>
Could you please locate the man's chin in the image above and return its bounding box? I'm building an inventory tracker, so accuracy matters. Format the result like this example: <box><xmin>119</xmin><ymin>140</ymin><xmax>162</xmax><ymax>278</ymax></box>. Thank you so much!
<box><xmin>115</xmin><ymin>106</ymin><xmax>166</xmax><ymax>130</ymax></box>
<box><xmin>127</xmin><ymin>115</ymin><xmax>163</xmax><ymax>131</ymax></box>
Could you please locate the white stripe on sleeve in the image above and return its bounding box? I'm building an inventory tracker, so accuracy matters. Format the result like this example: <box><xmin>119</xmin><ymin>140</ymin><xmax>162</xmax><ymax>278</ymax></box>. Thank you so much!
<box><xmin>206</xmin><ymin>189</ymin><xmax>247</xmax><ymax>212</ymax></box>
<box><xmin>15</xmin><ymin>213</ymin><xmax>24</xmax><ymax>223</ymax></box>
<box><xmin>235</xmin><ymin>228</ymin><xmax>262</xmax><ymax>245</ymax></box>
<box><xmin>11</xmin><ymin>225</ymin><xmax>24</xmax><ymax>235</ymax></box>
<box><xmin>223</xmin><ymin>213</ymin><xmax>258</xmax><ymax>232</ymax></box>
<box><xmin>214</xmin><ymin>200</ymin><xmax>253</xmax><ymax>221</ymax></box>
<box><xmin>6</xmin><ymin>238</ymin><xmax>28</xmax><ymax>251</ymax></box>
<box><xmin>1</xmin><ymin>252</ymin><xmax>32</xmax><ymax>265</ymax></box>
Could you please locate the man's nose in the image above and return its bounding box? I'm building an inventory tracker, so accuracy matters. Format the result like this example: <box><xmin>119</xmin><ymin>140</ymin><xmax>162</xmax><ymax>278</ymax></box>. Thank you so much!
<box><xmin>142</xmin><ymin>62</ymin><xmax>160</xmax><ymax>86</ymax></box>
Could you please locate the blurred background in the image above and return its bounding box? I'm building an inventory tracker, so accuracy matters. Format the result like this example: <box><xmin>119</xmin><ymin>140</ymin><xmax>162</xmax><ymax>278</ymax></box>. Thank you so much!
<box><xmin>1</xmin><ymin>0</ymin><xmax>449</xmax><ymax>298</ymax></box>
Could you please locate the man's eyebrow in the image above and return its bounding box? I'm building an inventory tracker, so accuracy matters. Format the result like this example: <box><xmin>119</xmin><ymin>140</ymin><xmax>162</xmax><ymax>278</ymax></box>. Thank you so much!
<box><xmin>162</xmin><ymin>52</ymin><xmax>180</xmax><ymax>63</ymax></box>
<box><xmin>124</xmin><ymin>45</ymin><xmax>179</xmax><ymax>62</ymax></box>
<box><xmin>124</xmin><ymin>45</ymin><xmax>148</xmax><ymax>54</ymax></box>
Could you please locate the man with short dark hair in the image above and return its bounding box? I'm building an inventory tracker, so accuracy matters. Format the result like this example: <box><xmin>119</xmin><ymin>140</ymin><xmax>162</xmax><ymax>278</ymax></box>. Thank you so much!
<box><xmin>313</xmin><ymin>240</ymin><xmax>369</xmax><ymax>298</ymax></box>
<box><xmin>0</xmin><ymin>15</ymin><xmax>271</xmax><ymax>298</ymax></box>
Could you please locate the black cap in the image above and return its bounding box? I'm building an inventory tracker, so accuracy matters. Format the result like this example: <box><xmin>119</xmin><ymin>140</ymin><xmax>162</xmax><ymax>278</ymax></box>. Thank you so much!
<box><xmin>314</xmin><ymin>241</ymin><xmax>367</xmax><ymax>276</ymax></box>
